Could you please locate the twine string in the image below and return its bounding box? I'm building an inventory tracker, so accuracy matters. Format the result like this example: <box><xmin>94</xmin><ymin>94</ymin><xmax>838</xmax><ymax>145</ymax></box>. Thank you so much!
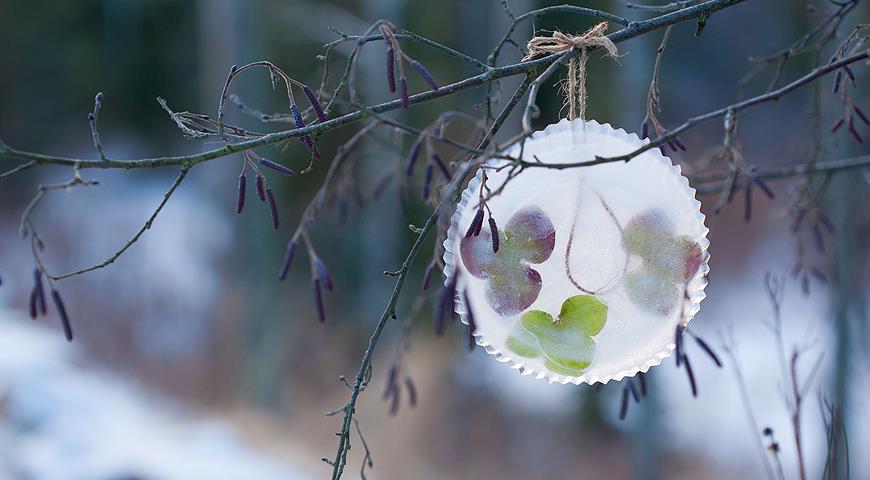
<box><xmin>523</xmin><ymin>23</ymin><xmax>619</xmax><ymax>121</ymax></box>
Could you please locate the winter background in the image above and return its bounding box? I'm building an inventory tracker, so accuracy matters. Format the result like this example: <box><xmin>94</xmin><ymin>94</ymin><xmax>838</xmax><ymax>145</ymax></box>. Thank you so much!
<box><xmin>0</xmin><ymin>1</ymin><xmax>868</xmax><ymax>479</ymax></box>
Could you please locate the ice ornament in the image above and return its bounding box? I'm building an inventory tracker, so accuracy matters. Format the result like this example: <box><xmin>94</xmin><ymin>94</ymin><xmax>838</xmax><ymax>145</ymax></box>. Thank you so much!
<box><xmin>444</xmin><ymin>119</ymin><xmax>709</xmax><ymax>384</ymax></box>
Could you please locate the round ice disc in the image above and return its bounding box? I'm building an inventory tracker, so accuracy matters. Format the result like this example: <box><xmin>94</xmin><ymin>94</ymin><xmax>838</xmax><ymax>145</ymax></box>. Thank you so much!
<box><xmin>444</xmin><ymin>119</ymin><xmax>709</xmax><ymax>384</ymax></box>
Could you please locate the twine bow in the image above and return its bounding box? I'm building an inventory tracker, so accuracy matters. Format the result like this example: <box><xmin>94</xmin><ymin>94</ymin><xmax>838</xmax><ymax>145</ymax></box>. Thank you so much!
<box><xmin>523</xmin><ymin>23</ymin><xmax>619</xmax><ymax>121</ymax></box>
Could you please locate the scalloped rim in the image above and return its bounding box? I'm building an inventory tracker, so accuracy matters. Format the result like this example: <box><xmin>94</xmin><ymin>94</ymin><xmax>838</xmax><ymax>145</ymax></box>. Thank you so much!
<box><xmin>442</xmin><ymin>118</ymin><xmax>710</xmax><ymax>386</ymax></box>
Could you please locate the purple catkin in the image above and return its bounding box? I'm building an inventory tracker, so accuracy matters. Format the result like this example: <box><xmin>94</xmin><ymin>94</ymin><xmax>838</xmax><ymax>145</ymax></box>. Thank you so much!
<box><xmin>640</xmin><ymin>121</ymin><xmax>649</xmax><ymax>139</ymax></box>
<box><xmin>831</xmin><ymin>118</ymin><xmax>845</xmax><ymax>133</ymax></box>
<box><xmin>386</xmin><ymin>46</ymin><xmax>396</xmax><ymax>93</ymax></box>
<box><xmin>754</xmin><ymin>177</ymin><xmax>774</xmax><ymax>199</ymax></box>
<box><xmin>404</xmin><ymin>138</ymin><xmax>423</xmax><ymax>177</ymax></box>
<box><xmin>465</xmin><ymin>208</ymin><xmax>484</xmax><ymax>238</ymax></box>
<box><xmin>628</xmin><ymin>379</ymin><xmax>641</xmax><ymax>403</ymax></box>
<box><xmin>421</xmin><ymin>164</ymin><xmax>433</xmax><ymax>200</ymax></box>
<box><xmin>300</xmin><ymin>135</ymin><xmax>321</xmax><ymax>160</ymax></box>
<box><xmin>674</xmin><ymin>325</ymin><xmax>684</xmax><ymax>367</ymax></box>
<box><xmin>813</xmin><ymin>224</ymin><xmax>825</xmax><ymax>252</ymax></box>
<box><xmin>618</xmin><ymin>386</ymin><xmax>629</xmax><ymax>420</ymax></box>
<box><xmin>410</xmin><ymin>60</ymin><xmax>439</xmax><ymax>91</ymax></box>
<box><xmin>488</xmin><ymin>216</ymin><xmax>499</xmax><ymax>253</ymax></box>
<box><xmin>844</xmin><ymin>65</ymin><xmax>855</xmax><ymax>82</ymax></box>
<box><xmin>400</xmin><ymin>78</ymin><xmax>409</xmax><ymax>109</ymax></box>
<box><xmin>383</xmin><ymin>366</ymin><xmax>398</xmax><ymax>399</ymax></box>
<box><xmin>404</xmin><ymin>377</ymin><xmax>417</xmax><ymax>407</ymax></box>
<box><xmin>833</xmin><ymin>71</ymin><xmax>842</xmax><ymax>94</ymax></box>
<box><xmin>313</xmin><ymin>257</ymin><xmax>334</xmax><ymax>291</ymax></box>
<box><xmin>372</xmin><ymin>173</ymin><xmax>393</xmax><ymax>201</ymax></box>
<box><xmin>421</xmin><ymin>261</ymin><xmax>436</xmax><ymax>290</ymax></box>
<box><xmin>387</xmin><ymin>386</ymin><xmax>400</xmax><ymax>416</ymax></box>
<box><xmin>291</xmin><ymin>103</ymin><xmax>304</xmax><ymax>129</ymax></box>
<box><xmin>33</xmin><ymin>268</ymin><xmax>46</xmax><ymax>315</ymax></box>
<box><xmin>28</xmin><ymin>289</ymin><xmax>38</xmax><ymax>320</ymax></box>
<box><xmin>817</xmin><ymin>213</ymin><xmax>835</xmax><ymax>234</ymax></box>
<box><xmin>266</xmin><ymin>188</ymin><xmax>280</xmax><ymax>230</ymax></box>
<box><xmin>672</xmin><ymin>138</ymin><xmax>687</xmax><ymax>151</ymax></box>
<box><xmin>291</xmin><ymin>103</ymin><xmax>321</xmax><ymax>160</ymax></box>
<box><xmin>278</xmin><ymin>240</ymin><xmax>297</xmax><ymax>281</ymax></box>
<box><xmin>259</xmin><ymin>158</ymin><xmax>296</xmax><ymax>177</ymax></box>
<box><xmin>744</xmin><ymin>184</ymin><xmax>752</xmax><ymax>222</ymax></box>
<box><xmin>854</xmin><ymin>107</ymin><xmax>869</xmax><ymax>125</ymax></box>
<box><xmin>51</xmin><ymin>289</ymin><xmax>73</xmax><ymax>342</ymax></box>
<box><xmin>312</xmin><ymin>278</ymin><xmax>326</xmax><ymax>323</ymax></box>
<box><xmin>302</xmin><ymin>85</ymin><xmax>327</xmax><ymax>122</ymax></box>
<box><xmin>236</xmin><ymin>173</ymin><xmax>247</xmax><ymax>214</ymax></box>
<box><xmin>847</xmin><ymin>124</ymin><xmax>863</xmax><ymax>143</ymax></box>
<box><xmin>255</xmin><ymin>175</ymin><xmax>266</xmax><ymax>202</ymax></box>
<box><xmin>693</xmin><ymin>335</ymin><xmax>723</xmax><ymax>367</ymax></box>
<box><xmin>683</xmin><ymin>354</ymin><xmax>698</xmax><ymax>397</ymax></box>
<box><xmin>431</xmin><ymin>153</ymin><xmax>451</xmax><ymax>180</ymax></box>
<box><xmin>464</xmin><ymin>290</ymin><xmax>476</xmax><ymax>351</ymax></box>
<box><xmin>434</xmin><ymin>273</ymin><xmax>457</xmax><ymax>335</ymax></box>
<box><xmin>637</xmin><ymin>372</ymin><xmax>647</xmax><ymax>396</ymax></box>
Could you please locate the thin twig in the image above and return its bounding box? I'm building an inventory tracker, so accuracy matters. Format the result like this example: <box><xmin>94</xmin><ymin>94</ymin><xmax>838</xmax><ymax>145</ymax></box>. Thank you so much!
<box><xmin>35</xmin><ymin>167</ymin><xmax>191</xmax><ymax>280</ymax></box>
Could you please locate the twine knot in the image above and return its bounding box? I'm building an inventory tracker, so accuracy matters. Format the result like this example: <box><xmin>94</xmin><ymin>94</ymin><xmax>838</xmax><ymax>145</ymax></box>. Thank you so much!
<box><xmin>523</xmin><ymin>23</ymin><xmax>619</xmax><ymax>121</ymax></box>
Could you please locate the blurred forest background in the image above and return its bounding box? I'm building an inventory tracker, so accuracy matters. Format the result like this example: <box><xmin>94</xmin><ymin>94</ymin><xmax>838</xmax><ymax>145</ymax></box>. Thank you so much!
<box><xmin>0</xmin><ymin>0</ymin><xmax>868</xmax><ymax>479</ymax></box>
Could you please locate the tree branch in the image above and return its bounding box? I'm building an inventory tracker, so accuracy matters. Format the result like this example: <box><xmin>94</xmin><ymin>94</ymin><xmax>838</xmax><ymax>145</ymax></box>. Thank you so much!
<box><xmin>0</xmin><ymin>0</ymin><xmax>748</xmax><ymax>172</ymax></box>
<box><xmin>514</xmin><ymin>48</ymin><xmax>869</xmax><ymax>170</ymax></box>
<box><xmin>692</xmin><ymin>155</ymin><xmax>870</xmax><ymax>194</ymax></box>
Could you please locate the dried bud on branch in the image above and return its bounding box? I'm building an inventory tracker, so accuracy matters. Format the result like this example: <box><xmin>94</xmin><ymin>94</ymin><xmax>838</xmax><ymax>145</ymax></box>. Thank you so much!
<box><xmin>431</xmin><ymin>153</ymin><xmax>451</xmax><ymax>180</ymax></box>
<box><xmin>51</xmin><ymin>288</ymin><xmax>73</xmax><ymax>342</ymax></box>
<box><xmin>312</xmin><ymin>278</ymin><xmax>326</xmax><ymax>323</ymax></box>
<box><xmin>405</xmin><ymin>138</ymin><xmax>423</xmax><ymax>177</ymax></box>
<box><xmin>487</xmin><ymin>214</ymin><xmax>499</xmax><ymax>253</ymax></box>
<box><xmin>259</xmin><ymin>158</ymin><xmax>296</xmax><ymax>177</ymax></box>
<box><xmin>464</xmin><ymin>289</ymin><xmax>477</xmax><ymax>351</ymax></box>
<box><xmin>410</xmin><ymin>60</ymin><xmax>440</xmax><ymax>91</ymax></box>
<box><xmin>465</xmin><ymin>207</ymin><xmax>484</xmax><ymax>238</ymax></box>
<box><xmin>693</xmin><ymin>335</ymin><xmax>723</xmax><ymax>368</ymax></box>
<box><xmin>255</xmin><ymin>175</ymin><xmax>266</xmax><ymax>202</ymax></box>
<box><xmin>266</xmin><ymin>187</ymin><xmax>280</xmax><ymax>230</ymax></box>
<box><xmin>386</xmin><ymin>47</ymin><xmax>396</xmax><ymax>93</ymax></box>
<box><xmin>236</xmin><ymin>172</ymin><xmax>247</xmax><ymax>214</ymax></box>
<box><xmin>302</xmin><ymin>85</ymin><xmax>327</xmax><ymax>123</ymax></box>
<box><xmin>278</xmin><ymin>240</ymin><xmax>297</xmax><ymax>281</ymax></box>
<box><xmin>400</xmin><ymin>78</ymin><xmax>409</xmax><ymax>109</ymax></box>
<box><xmin>421</xmin><ymin>164</ymin><xmax>433</xmax><ymax>200</ymax></box>
<box><xmin>434</xmin><ymin>273</ymin><xmax>457</xmax><ymax>335</ymax></box>
<box><xmin>313</xmin><ymin>257</ymin><xmax>334</xmax><ymax>291</ymax></box>
<box><xmin>421</xmin><ymin>261</ymin><xmax>436</xmax><ymax>290</ymax></box>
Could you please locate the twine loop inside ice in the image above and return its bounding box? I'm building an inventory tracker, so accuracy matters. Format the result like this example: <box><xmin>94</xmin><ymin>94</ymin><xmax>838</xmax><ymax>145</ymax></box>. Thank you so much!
<box><xmin>523</xmin><ymin>23</ymin><xmax>619</xmax><ymax>121</ymax></box>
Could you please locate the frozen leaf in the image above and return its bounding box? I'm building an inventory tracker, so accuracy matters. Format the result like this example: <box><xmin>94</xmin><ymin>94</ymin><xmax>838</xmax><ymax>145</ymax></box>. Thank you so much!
<box><xmin>625</xmin><ymin>266</ymin><xmax>680</xmax><ymax>316</ymax></box>
<box><xmin>558</xmin><ymin>294</ymin><xmax>608</xmax><ymax>336</ymax></box>
<box><xmin>503</xmin><ymin>206</ymin><xmax>556</xmax><ymax>263</ymax></box>
<box><xmin>460</xmin><ymin>206</ymin><xmax>555</xmax><ymax>316</ymax></box>
<box><xmin>505</xmin><ymin>323</ymin><xmax>541</xmax><ymax>358</ymax></box>
<box><xmin>624</xmin><ymin>208</ymin><xmax>675</xmax><ymax>259</ymax></box>
<box><xmin>485</xmin><ymin>266</ymin><xmax>542</xmax><ymax>316</ymax></box>
<box><xmin>505</xmin><ymin>295</ymin><xmax>606</xmax><ymax>376</ymax></box>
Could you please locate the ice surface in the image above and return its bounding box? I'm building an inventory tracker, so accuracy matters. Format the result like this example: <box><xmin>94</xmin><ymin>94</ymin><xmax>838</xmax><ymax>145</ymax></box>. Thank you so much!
<box><xmin>446</xmin><ymin>120</ymin><xmax>709</xmax><ymax>384</ymax></box>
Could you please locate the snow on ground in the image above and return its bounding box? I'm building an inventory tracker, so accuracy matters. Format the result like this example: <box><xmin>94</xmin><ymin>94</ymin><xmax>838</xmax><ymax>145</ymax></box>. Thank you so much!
<box><xmin>0</xmin><ymin>308</ymin><xmax>314</xmax><ymax>480</ymax></box>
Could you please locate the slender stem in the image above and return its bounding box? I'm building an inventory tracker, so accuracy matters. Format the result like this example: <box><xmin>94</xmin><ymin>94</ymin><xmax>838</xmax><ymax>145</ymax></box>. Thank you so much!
<box><xmin>36</xmin><ymin>167</ymin><xmax>191</xmax><ymax>280</ymax></box>
<box><xmin>329</xmin><ymin>71</ymin><xmax>534</xmax><ymax>480</ymax></box>
<box><xmin>692</xmin><ymin>155</ymin><xmax>870</xmax><ymax>194</ymax></box>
